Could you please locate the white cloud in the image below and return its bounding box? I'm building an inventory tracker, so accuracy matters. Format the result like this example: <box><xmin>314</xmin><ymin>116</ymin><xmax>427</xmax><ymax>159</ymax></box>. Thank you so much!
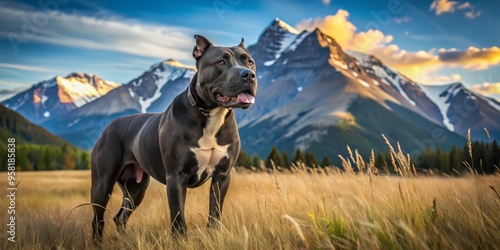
<box><xmin>0</xmin><ymin>79</ymin><xmax>29</xmax><ymax>88</ymax></box>
<box><xmin>0</xmin><ymin>63</ymin><xmax>53</xmax><ymax>73</ymax></box>
<box><xmin>0</xmin><ymin>5</ymin><xmax>194</xmax><ymax>60</ymax></box>
<box><xmin>422</xmin><ymin>74</ymin><xmax>462</xmax><ymax>84</ymax></box>
<box><xmin>322</xmin><ymin>0</ymin><xmax>331</xmax><ymax>6</ymax></box>
<box><xmin>464</xmin><ymin>9</ymin><xmax>481</xmax><ymax>19</ymax></box>
<box><xmin>392</xmin><ymin>16</ymin><xmax>410</xmax><ymax>24</ymax></box>
<box><xmin>457</xmin><ymin>2</ymin><xmax>470</xmax><ymax>9</ymax></box>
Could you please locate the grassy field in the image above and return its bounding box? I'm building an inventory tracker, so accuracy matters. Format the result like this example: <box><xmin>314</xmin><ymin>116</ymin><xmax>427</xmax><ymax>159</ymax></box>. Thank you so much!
<box><xmin>0</xmin><ymin>166</ymin><xmax>499</xmax><ymax>249</ymax></box>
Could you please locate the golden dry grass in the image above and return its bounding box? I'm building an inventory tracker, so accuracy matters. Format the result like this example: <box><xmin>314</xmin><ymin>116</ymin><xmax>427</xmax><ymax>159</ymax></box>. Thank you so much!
<box><xmin>0</xmin><ymin>169</ymin><xmax>499</xmax><ymax>250</ymax></box>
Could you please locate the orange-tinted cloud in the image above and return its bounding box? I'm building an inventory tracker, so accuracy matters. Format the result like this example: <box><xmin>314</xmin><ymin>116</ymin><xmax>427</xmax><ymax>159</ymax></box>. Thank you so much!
<box><xmin>375</xmin><ymin>46</ymin><xmax>500</xmax><ymax>81</ymax></box>
<box><xmin>438</xmin><ymin>47</ymin><xmax>500</xmax><ymax>70</ymax></box>
<box><xmin>296</xmin><ymin>10</ymin><xmax>357</xmax><ymax>50</ymax></box>
<box><xmin>367</xmin><ymin>46</ymin><xmax>440</xmax><ymax>80</ymax></box>
<box><xmin>429</xmin><ymin>0</ymin><xmax>481</xmax><ymax>19</ymax></box>
<box><xmin>295</xmin><ymin>10</ymin><xmax>438</xmax><ymax>80</ymax></box>
<box><xmin>296</xmin><ymin>10</ymin><xmax>393</xmax><ymax>54</ymax></box>
<box><xmin>470</xmin><ymin>82</ymin><xmax>500</xmax><ymax>95</ymax></box>
<box><xmin>430</xmin><ymin>0</ymin><xmax>458</xmax><ymax>15</ymax></box>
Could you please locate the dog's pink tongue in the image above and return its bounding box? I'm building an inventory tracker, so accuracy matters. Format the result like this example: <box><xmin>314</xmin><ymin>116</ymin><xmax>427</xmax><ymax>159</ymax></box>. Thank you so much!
<box><xmin>237</xmin><ymin>93</ymin><xmax>255</xmax><ymax>104</ymax></box>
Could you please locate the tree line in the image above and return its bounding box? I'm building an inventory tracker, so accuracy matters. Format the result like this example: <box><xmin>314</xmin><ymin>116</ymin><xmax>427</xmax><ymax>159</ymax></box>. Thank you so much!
<box><xmin>237</xmin><ymin>140</ymin><xmax>500</xmax><ymax>175</ymax></box>
<box><xmin>0</xmin><ymin>143</ymin><xmax>90</xmax><ymax>171</ymax></box>
<box><xmin>236</xmin><ymin>146</ymin><xmax>341</xmax><ymax>170</ymax></box>
<box><xmin>2</xmin><ymin>140</ymin><xmax>498</xmax><ymax>175</ymax></box>
<box><xmin>415</xmin><ymin>141</ymin><xmax>499</xmax><ymax>174</ymax></box>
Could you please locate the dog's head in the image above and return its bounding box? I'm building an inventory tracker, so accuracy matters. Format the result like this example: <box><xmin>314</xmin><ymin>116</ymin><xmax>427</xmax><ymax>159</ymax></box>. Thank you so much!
<box><xmin>192</xmin><ymin>35</ymin><xmax>258</xmax><ymax>109</ymax></box>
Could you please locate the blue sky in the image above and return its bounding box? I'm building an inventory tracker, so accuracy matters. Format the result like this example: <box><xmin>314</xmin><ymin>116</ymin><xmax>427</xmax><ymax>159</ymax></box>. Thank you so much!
<box><xmin>1</xmin><ymin>0</ymin><xmax>499</xmax><ymax>98</ymax></box>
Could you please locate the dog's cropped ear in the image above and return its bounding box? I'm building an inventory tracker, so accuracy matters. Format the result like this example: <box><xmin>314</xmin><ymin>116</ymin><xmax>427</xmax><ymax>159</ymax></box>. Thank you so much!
<box><xmin>193</xmin><ymin>35</ymin><xmax>213</xmax><ymax>60</ymax></box>
<box><xmin>238</xmin><ymin>38</ymin><xmax>245</xmax><ymax>47</ymax></box>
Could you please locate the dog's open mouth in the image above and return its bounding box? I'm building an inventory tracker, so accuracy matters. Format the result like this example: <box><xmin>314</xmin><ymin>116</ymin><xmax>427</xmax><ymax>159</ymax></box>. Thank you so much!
<box><xmin>215</xmin><ymin>91</ymin><xmax>255</xmax><ymax>107</ymax></box>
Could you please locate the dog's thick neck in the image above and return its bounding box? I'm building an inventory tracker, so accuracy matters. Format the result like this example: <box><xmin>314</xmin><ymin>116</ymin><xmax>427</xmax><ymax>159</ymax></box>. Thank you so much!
<box><xmin>187</xmin><ymin>74</ymin><xmax>229</xmax><ymax>117</ymax></box>
<box><xmin>186</xmin><ymin>73</ymin><xmax>208</xmax><ymax>116</ymax></box>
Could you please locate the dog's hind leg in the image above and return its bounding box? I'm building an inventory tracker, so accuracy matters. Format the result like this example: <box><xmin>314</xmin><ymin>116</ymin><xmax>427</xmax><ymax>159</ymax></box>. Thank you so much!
<box><xmin>114</xmin><ymin>164</ymin><xmax>150</xmax><ymax>233</ymax></box>
<box><xmin>91</xmin><ymin>177</ymin><xmax>117</xmax><ymax>243</ymax></box>
<box><xmin>90</xmin><ymin>139</ymin><xmax>124</xmax><ymax>243</ymax></box>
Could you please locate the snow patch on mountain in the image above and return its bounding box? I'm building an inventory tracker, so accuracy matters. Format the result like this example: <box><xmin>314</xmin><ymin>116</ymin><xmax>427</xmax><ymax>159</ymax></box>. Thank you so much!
<box><xmin>138</xmin><ymin>63</ymin><xmax>191</xmax><ymax>113</ymax></box>
<box><xmin>183</xmin><ymin>69</ymin><xmax>195</xmax><ymax>79</ymax></box>
<box><xmin>275</xmin><ymin>18</ymin><xmax>299</xmax><ymax>34</ymax></box>
<box><xmin>420</xmin><ymin>84</ymin><xmax>455</xmax><ymax>131</ymax></box>
<box><xmin>42</xmin><ymin>79</ymin><xmax>57</xmax><ymax>88</ymax></box>
<box><xmin>263</xmin><ymin>32</ymin><xmax>297</xmax><ymax>66</ymax></box>
<box><xmin>390</xmin><ymin>79</ymin><xmax>415</xmax><ymax>105</ymax></box>
<box><xmin>56</xmin><ymin>76</ymin><xmax>118</xmax><ymax>107</ymax></box>
<box><xmin>345</xmin><ymin>50</ymin><xmax>371</xmax><ymax>64</ymax></box>
<box><xmin>479</xmin><ymin>95</ymin><xmax>500</xmax><ymax>112</ymax></box>
<box><xmin>128</xmin><ymin>87</ymin><xmax>135</xmax><ymax>98</ymax></box>
<box><xmin>68</xmin><ymin>118</ymin><xmax>80</xmax><ymax>127</ymax></box>
<box><xmin>285</xmin><ymin>31</ymin><xmax>309</xmax><ymax>52</ymax></box>
<box><xmin>264</xmin><ymin>60</ymin><xmax>276</xmax><ymax>66</ymax></box>
<box><xmin>351</xmin><ymin>56</ymin><xmax>416</xmax><ymax>105</ymax></box>
<box><xmin>41</xmin><ymin>93</ymin><xmax>48</xmax><ymax>104</ymax></box>
<box><xmin>359</xmin><ymin>79</ymin><xmax>370</xmax><ymax>88</ymax></box>
<box><xmin>295</xmin><ymin>129</ymin><xmax>328</xmax><ymax>150</ymax></box>
<box><xmin>262</xmin><ymin>19</ymin><xmax>309</xmax><ymax>66</ymax></box>
<box><xmin>133</xmin><ymin>79</ymin><xmax>143</xmax><ymax>87</ymax></box>
<box><xmin>163</xmin><ymin>59</ymin><xmax>196</xmax><ymax>70</ymax></box>
<box><xmin>330</xmin><ymin>57</ymin><xmax>348</xmax><ymax>70</ymax></box>
<box><xmin>345</xmin><ymin>50</ymin><xmax>416</xmax><ymax>106</ymax></box>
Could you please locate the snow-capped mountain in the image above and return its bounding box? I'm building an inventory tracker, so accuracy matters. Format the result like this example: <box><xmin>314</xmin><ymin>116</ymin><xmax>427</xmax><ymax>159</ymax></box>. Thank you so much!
<box><xmin>236</xmin><ymin>19</ymin><xmax>498</xmax><ymax>159</ymax></box>
<box><xmin>2</xmin><ymin>73</ymin><xmax>119</xmax><ymax>124</ymax></box>
<box><xmin>345</xmin><ymin>50</ymin><xmax>500</xmax><ymax>141</ymax></box>
<box><xmin>241</xmin><ymin>21</ymin><xmax>439</xmax><ymax>129</ymax></box>
<box><xmin>420</xmin><ymin>83</ymin><xmax>500</xmax><ymax>141</ymax></box>
<box><xmin>128</xmin><ymin>59</ymin><xmax>195</xmax><ymax>113</ymax></box>
<box><xmin>345</xmin><ymin>50</ymin><xmax>444</xmax><ymax>124</ymax></box>
<box><xmin>41</xmin><ymin>59</ymin><xmax>195</xmax><ymax>149</ymax></box>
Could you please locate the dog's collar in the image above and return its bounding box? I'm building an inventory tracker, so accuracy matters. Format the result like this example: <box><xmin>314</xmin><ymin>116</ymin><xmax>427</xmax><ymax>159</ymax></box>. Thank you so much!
<box><xmin>187</xmin><ymin>85</ymin><xmax>209</xmax><ymax>116</ymax></box>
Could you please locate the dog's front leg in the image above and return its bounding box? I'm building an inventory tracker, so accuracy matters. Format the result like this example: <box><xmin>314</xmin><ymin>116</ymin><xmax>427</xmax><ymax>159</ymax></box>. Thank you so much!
<box><xmin>208</xmin><ymin>171</ymin><xmax>231</xmax><ymax>227</ymax></box>
<box><xmin>166</xmin><ymin>175</ymin><xmax>188</xmax><ymax>235</ymax></box>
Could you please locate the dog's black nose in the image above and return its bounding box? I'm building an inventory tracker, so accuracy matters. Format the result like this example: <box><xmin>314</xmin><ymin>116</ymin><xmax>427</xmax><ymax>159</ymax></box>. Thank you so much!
<box><xmin>240</xmin><ymin>69</ymin><xmax>256</xmax><ymax>82</ymax></box>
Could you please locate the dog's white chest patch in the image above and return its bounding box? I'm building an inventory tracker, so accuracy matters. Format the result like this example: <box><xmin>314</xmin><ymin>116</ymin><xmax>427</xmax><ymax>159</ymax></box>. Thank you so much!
<box><xmin>191</xmin><ymin>108</ymin><xmax>229</xmax><ymax>179</ymax></box>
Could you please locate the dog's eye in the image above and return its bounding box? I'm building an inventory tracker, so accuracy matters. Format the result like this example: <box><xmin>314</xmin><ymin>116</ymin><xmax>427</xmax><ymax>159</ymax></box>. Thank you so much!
<box><xmin>217</xmin><ymin>60</ymin><xmax>225</xmax><ymax>66</ymax></box>
<box><xmin>248</xmin><ymin>60</ymin><xmax>254</xmax><ymax>66</ymax></box>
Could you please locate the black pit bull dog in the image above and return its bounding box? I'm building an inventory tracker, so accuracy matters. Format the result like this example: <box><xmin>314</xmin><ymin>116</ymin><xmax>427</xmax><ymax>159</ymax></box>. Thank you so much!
<box><xmin>90</xmin><ymin>35</ymin><xmax>258</xmax><ymax>242</ymax></box>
